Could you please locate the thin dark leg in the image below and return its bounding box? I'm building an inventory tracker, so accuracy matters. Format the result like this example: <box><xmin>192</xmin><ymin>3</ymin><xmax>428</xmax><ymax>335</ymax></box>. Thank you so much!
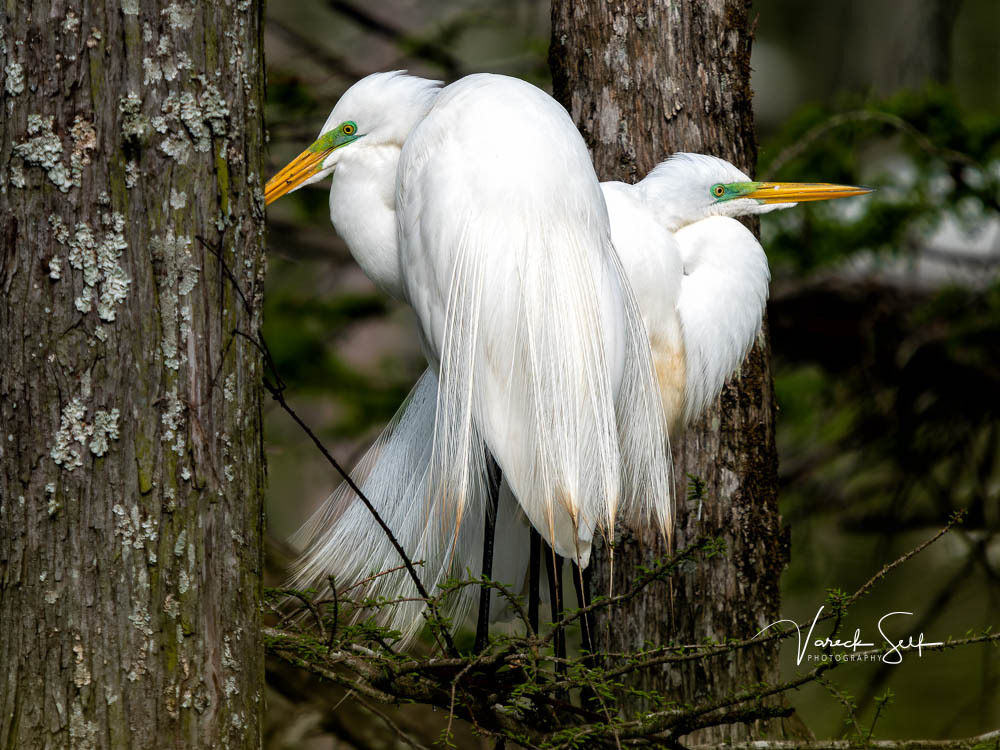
<box><xmin>573</xmin><ymin>561</ymin><xmax>599</xmax><ymax>708</ymax></box>
<box><xmin>544</xmin><ymin>547</ymin><xmax>566</xmax><ymax>672</ymax></box>
<box><xmin>474</xmin><ymin>456</ymin><xmax>502</xmax><ymax>654</ymax></box>
<box><xmin>528</xmin><ymin>527</ymin><xmax>541</xmax><ymax>635</ymax></box>
<box><xmin>571</xmin><ymin>561</ymin><xmax>593</xmax><ymax>656</ymax></box>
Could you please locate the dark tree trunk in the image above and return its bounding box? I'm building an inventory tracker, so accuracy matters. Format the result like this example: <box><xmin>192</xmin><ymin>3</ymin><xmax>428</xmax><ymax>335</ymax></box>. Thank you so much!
<box><xmin>0</xmin><ymin>1</ymin><xmax>266</xmax><ymax>747</ymax></box>
<box><xmin>550</xmin><ymin>1</ymin><xmax>794</xmax><ymax>741</ymax></box>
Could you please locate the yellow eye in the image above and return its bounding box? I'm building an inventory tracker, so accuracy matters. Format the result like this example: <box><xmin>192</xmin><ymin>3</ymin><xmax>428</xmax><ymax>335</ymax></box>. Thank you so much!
<box><xmin>342</xmin><ymin>122</ymin><xmax>356</xmax><ymax>136</ymax></box>
<box><xmin>712</xmin><ymin>184</ymin><xmax>726</xmax><ymax>197</ymax></box>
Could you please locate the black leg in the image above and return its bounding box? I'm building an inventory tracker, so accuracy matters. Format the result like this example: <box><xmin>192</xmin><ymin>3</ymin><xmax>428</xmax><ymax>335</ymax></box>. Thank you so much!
<box><xmin>554</xmin><ymin>555</ymin><xmax>566</xmax><ymax>664</ymax></box>
<box><xmin>474</xmin><ymin>456</ymin><xmax>502</xmax><ymax>654</ymax></box>
<box><xmin>573</xmin><ymin>561</ymin><xmax>600</xmax><ymax>709</ymax></box>
<box><xmin>571</xmin><ymin>561</ymin><xmax>593</xmax><ymax>656</ymax></box>
<box><xmin>544</xmin><ymin>546</ymin><xmax>566</xmax><ymax>672</ymax></box>
<box><xmin>528</xmin><ymin>527</ymin><xmax>540</xmax><ymax>635</ymax></box>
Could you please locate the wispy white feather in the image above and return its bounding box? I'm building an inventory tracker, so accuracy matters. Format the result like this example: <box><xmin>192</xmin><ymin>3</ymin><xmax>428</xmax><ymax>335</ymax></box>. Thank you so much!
<box><xmin>395</xmin><ymin>75</ymin><xmax>660</xmax><ymax>565</ymax></box>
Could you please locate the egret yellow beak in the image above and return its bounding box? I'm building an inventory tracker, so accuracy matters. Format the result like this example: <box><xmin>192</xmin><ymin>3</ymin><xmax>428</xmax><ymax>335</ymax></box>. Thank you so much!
<box><xmin>744</xmin><ymin>182</ymin><xmax>873</xmax><ymax>204</ymax></box>
<box><xmin>265</xmin><ymin>124</ymin><xmax>361</xmax><ymax>205</ymax></box>
<box><xmin>264</xmin><ymin>146</ymin><xmax>334</xmax><ymax>205</ymax></box>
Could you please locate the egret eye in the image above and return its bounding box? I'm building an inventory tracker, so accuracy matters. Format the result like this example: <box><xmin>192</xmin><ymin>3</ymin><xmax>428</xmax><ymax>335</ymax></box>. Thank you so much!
<box><xmin>342</xmin><ymin>122</ymin><xmax>357</xmax><ymax>136</ymax></box>
<box><xmin>712</xmin><ymin>184</ymin><xmax>726</xmax><ymax>198</ymax></box>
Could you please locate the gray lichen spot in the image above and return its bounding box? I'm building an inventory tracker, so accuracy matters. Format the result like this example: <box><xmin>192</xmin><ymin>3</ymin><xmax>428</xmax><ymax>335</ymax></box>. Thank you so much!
<box><xmin>169</xmin><ymin>188</ymin><xmax>187</xmax><ymax>209</ymax></box>
<box><xmin>51</xmin><ymin>397</ymin><xmax>88</xmax><ymax>470</ymax></box>
<box><xmin>223</xmin><ymin>373</ymin><xmax>235</xmax><ymax>402</ymax></box>
<box><xmin>151</xmin><ymin>230</ymin><xmax>199</xmax><ymax>370</ymax></box>
<box><xmin>52</xmin><ymin>212</ymin><xmax>131</xmax><ymax>322</ymax></box>
<box><xmin>13</xmin><ymin>114</ymin><xmax>73</xmax><ymax>192</ymax></box>
<box><xmin>89</xmin><ymin>409</ymin><xmax>121</xmax><ymax>456</ymax></box>
<box><xmin>125</xmin><ymin>160</ymin><xmax>138</xmax><ymax>188</ymax></box>
<box><xmin>161</xmin><ymin>387</ymin><xmax>187</xmax><ymax>455</ymax></box>
<box><xmin>48</xmin><ymin>256</ymin><xmax>62</xmax><ymax>280</ymax></box>
<box><xmin>162</xmin><ymin>2</ymin><xmax>195</xmax><ymax>30</ymax></box>
<box><xmin>173</xmin><ymin>528</ymin><xmax>187</xmax><ymax>557</ymax></box>
<box><xmin>73</xmin><ymin>639</ymin><xmax>92</xmax><ymax>687</ymax></box>
<box><xmin>153</xmin><ymin>82</ymin><xmax>229</xmax><ymax>163</ymax></box>
<box><xmin>163</xmin><ymin>593</ymin><xmax>180</xmax><ymax>619</ymax></box>
<box><xmin>69</xmin><ymin>700</ymin><xmax>98</xmax><ymax>750</ymax></box>
<box><xmin>119</xmin><ymin>93</ymin><xmax>147</xmax><ymax>141</ymax></box>
<box><xmin>69</xmin><ymin>116</ymin><xmax>97</xmax><ymax>187</ymax></box>
<box><xmin>4</xmin><ymin>61</ymin><xmax>24</xmax><ymax>96</ymax></box>
<box><xmin>142</xmin><ymin>57</ymin><xmax>162</xmax><ymax>86</ymax></box>
<box><xmin>9</xmin><ymin>163</ymin><xmax>25</xmax><ymax>188</ymax></box>
<box><xmin>63</xmin><ymin>9</ymin><xmax>81</xmax><ymax>33</ymax></box>
<box><xmin>120</xmin><ymin>0</ymin><xmax>139</xmax><ymax>15</ymax></box>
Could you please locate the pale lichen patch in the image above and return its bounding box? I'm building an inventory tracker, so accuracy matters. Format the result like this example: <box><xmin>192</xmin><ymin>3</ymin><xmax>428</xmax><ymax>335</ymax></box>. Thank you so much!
<box><xmin>69</xmin><ymin>700</ymin><xmax>98</xmax><ymax>750</ymax></box>
<box><xmin>52</xmin><ymin>211</ymin><xmax>130</xmax><ymax>322</ymax></box>
<box><xmin>161</xmin><ymin>387</ymin><xmax>187</xmax><ymax>455</ymax></box>
<box><xmin>120</xmin><ymin>0</ymin><xmax>139</xmax><ymax>15</ymax></box>
<box><xmin>69</xmin><ymin>116</ymin><xmax>97</xmax><ymax>186</ymax></box>
<box><xmin>51</xmin><ymin>397</ymin><xmax>88</xmax><ymax>470</ymax></box>
<box><xmin>63</xmin><ymin>9</ymin><xmax>81</xmax><ymax>33</ymax></box>
<box><xmin>4</xmin><ymin>61</ymin><xmax>24</xmax><ymax>96</ymax></box>
<box><xmin>73</xmin><ymin>639</ymin><xmax>92</xmax><ymax>687</ymax></box>
<box><xmin>48</xmin><ymin>256</ymin><xmax>62</xmax><ymax>280</ymax></box>
<box><xmin>113</xmin><ymin>504</ymin><xmax>158</xmax><ymax>558</ymax></box>
<box><xmin>142</xmin><ymin>57</ymin><xmax>162</xmax><ymax>85</ymax></box>
<box><xmin>173</xmin><ymin>529</ymin><xmax>187</xmax><ymax>557</ymax></box>
<box><xmin>153</xmin><ymin>82</ymin><xmax>229</xmax><ymax>164</ymax></box>
<box><xmin>151</xmin><ymin>230</ymin><xmax>199</xmax><ymax>370</ymax></box>
<box><xmin>169</xmin><ymin>189</ymin><xmax>187</xmax><ymax>209</ymax></box>
<box><xmin>13</xmin><ymin>114</ymin><xmax>73</xmax><ymax>192</ymax></box>
<box><xmin>89</xmin><ymin>409</ymin><xmax>120</xmax><ymax>457</ymax></box>
<box><xmin>125</xmin><ymin>160</ymin><xmax>138</xmax><ymax>188</ymax></box>
<box><xmin>119</xmin><ymin>93</ymin><xmax>147</xmax><ymax>140</ymax></box>
<box><xmin>163</xmin><ymin>593</ymin><xmax>180</xmax><ymax>619</ymax></box>
<box><xmin>163</xmin><ymin>3</ymin><xmax>195</xmax><ymax>30</ymax></box>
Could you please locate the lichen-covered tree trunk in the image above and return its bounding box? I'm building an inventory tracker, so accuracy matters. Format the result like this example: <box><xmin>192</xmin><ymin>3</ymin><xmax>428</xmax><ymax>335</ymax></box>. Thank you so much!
<box><xmin>0</xmin><ymin>1</ymin><xmax>266</xmax><ymax>747</ymax></box>
<box><xmin>550</xmin><ymin>0</ymin><xmax>793</xmax><ymax>741</ymax></box>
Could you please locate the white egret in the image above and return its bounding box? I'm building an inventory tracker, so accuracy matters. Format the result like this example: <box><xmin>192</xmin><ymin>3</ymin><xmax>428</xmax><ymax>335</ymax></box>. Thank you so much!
<box><xmin>266</xmin><ymin>72</ymin><xmax>673</xmax><ymax>635</ymax></box>
<box><xmin>266</xmin><ymin>73</ymin><xmax>871</xmax><ymax>644</ymax></box>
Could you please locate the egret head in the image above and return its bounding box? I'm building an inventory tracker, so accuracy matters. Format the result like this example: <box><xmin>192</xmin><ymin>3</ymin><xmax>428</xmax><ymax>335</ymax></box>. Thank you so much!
<box><xmin>638</xmin><ymin>153</ymin><xmax>872</xmax><ymax>230</ymax></box>
<box><xmin>264</xmin><ymin>72</ymin><xmax>441</xmax><ymax>204</ymax></box>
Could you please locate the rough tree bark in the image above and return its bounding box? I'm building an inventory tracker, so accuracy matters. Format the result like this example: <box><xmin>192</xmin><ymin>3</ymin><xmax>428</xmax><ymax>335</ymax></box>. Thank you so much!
<box><xmin>0</xmin><ymin>1</ymin><xmax>266</xmax><ymax>747</ymax></box>
<box><xmin>550</xmin><ymin>0</ymin><xmax>794</xmax><ymax>741</ymax></box>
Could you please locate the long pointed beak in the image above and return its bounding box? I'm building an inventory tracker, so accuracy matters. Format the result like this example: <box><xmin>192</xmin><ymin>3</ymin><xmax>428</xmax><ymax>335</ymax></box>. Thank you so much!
<box><xmin>746</xmin><ymin>182</ymin><xmax>873</xmax><ymax>204</ymax></box>
<box><xmin>264</xmin><ymin>147</ymin><xmax>333</xmax><ymax>205</ymax></box>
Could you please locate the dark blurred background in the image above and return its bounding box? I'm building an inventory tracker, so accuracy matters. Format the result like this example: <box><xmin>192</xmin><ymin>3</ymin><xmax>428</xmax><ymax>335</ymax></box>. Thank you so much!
<box><xmin>261</xmin><ymin>0</ymin><xmax>1000</xmax><ymax>745</ymax></box>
